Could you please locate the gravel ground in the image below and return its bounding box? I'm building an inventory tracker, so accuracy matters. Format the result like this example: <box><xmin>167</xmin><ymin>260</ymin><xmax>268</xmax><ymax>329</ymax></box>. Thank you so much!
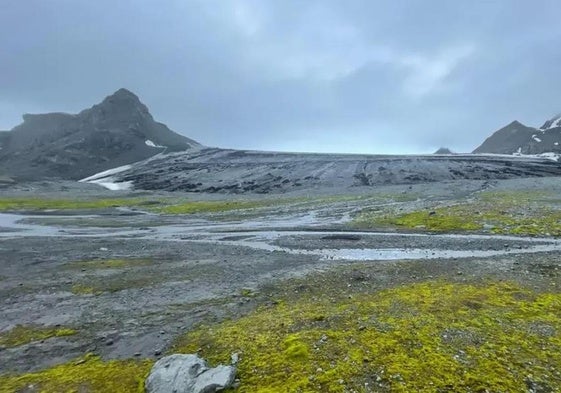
<box><xmin>1</xmin><ymin>177</ymin><xmax>561</xmax><ymax>375</ymax></box>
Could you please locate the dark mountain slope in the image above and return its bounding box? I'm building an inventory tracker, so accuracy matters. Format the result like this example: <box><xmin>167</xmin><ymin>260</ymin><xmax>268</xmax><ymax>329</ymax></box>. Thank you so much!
<box><xmin>474</xmin><ymin>116</ymin><xmax>561</xmax><ymax>155</ymax></box>
<box><xmin>0</xmin><ymin>89</ymin><xmax>200</xmax><ymax>180</ymax></box>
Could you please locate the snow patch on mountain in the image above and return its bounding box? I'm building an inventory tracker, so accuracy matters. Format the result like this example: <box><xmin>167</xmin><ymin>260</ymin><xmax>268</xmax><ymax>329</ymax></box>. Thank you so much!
<box><xmin>79</xmin><ymin>164</ymin><xmax>132</xmax><ymax>182</ymax></box>
<box><xmin>145</xmin><ymin>140</ymin><xmax>166</xmax><ymax>148</ymax></box>
<box><xmin>513</xmin><ymin>151</ymin><xmax>560</xmax><ymax>161</ymax></box>
<box><xmin>79</xmin><ymin>164</ymin><xmax>134</xmax><ymax>190</ymax></box>
<box><xmin>540</xmin><ymin>114</ymin><xmax>561</xmax><ymax>130</ymax></box>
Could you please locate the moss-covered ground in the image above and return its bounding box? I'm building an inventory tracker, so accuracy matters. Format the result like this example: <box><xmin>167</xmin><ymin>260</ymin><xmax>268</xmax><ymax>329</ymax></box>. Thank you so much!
<box><xmin>0</xmin><ymin>325</ymin><xmax>76</xmax><ymax>348</ymax></box>
<box><xmin>0</xmin><ymin>354</ymin><xmax>152</xmax><ymax>393</ymax></box>
<box><xmin>3</xmin><ymin>272</ymin><xmax>561</xmax><ymax>392</ymax></box>
<box><xmin>0</xmin><ymin>191</ymin><xmax>417</xmax><ymax>218</ymax></box>
<box><xmin>173</xmin><ymin>280</ymin><xmax>561</xmax><ymax>392</ymax></box>
<box><xmin>0</xmin><ymin>197</ymin><xmax>155</xmax><ymax>211</ymax></box>
<box><xmin>354</xmin><ymin>190</ymin><xmax>561</xmax><ymax>236</ymax></box>
<box><xmin>66</xmin><ymin>258</ymin><xmax>152</xmax><ymax>270</ymax></box>
<box><xmin>70</xmin><ymin>275</ymin><xmax>160</xmax><ymax>295</ymax></box>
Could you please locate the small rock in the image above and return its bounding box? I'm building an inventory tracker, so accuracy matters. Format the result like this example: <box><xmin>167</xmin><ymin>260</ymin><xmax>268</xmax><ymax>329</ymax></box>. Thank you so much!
<box><xmin>231</xmin><ymin>353</ymin><xmax>239</xmax><ymax>365</ymax></box>
<box><xmin>99</xmin><ymin>247</ymin><xmax>109</xmax><ymax>251</ymax></box>
<box><xmin>154</xmin><ymin>350</ymin><xmax>162</xmax><ymax>357</ymax></box>
<box><xmin>145</xmin><ymin>354</ymin><xmax>236</xmax><ymax>393</ymax></box>
<box><xmin>134</xmin><ymin>352</ymin><xmax>141</xmax><ymax>357</ymax></box>
<box><xmin>105</xmin><ymin>339</ymin><xmax>114</xmax><ymax>346</ymax></box>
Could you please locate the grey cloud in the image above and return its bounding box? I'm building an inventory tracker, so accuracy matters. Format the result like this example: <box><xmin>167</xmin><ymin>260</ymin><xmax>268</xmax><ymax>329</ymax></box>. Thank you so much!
<box><xmin>1</xmin><ymin>0</ymin><xmax>560</xmax><ymax>153</ymax></box>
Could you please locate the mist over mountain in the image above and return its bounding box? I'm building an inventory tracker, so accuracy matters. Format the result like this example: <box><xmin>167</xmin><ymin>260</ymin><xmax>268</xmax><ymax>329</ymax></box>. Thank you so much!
<box><xmin>0</xmin><ymin>89</ymin><xmax>200</xmax><ymax>180</ymax></box>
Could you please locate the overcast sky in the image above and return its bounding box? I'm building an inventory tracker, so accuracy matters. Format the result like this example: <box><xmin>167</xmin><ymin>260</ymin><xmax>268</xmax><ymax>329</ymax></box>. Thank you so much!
<box><xmin>1</xmin><ymin>0</ymin><xmax>560</xmax><ymax>154</ymax></box>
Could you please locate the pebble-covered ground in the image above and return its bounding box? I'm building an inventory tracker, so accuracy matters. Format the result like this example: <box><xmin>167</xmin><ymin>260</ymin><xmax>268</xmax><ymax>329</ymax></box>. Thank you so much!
<box><xmin>1</xmin><ymin>177</ymin><xmax>561</xmax><ymax>392</ymax></box>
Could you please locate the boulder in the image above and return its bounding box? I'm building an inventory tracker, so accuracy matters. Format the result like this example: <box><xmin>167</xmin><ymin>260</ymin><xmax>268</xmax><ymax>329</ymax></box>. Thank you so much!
<box><xmin>145</xmin><ymin>354</ymin><xmax>236</xmax><ymax>393</ymax></box>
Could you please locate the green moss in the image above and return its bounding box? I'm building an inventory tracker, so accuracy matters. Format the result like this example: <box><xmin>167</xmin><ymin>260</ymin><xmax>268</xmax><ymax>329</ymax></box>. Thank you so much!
<box><xmin>354</xmin><ymin>190</ymin><xmax>561</xmax><ymax>236</ymax></box>
<box><xmin>157</xmin><ymin>193</ymin><xmax>414</xmax><ymax>215</ymax></box>
<box><xmin>71</xmin><ymin>284</ymin><xmax>99</xmax><ymax>295</ymax></box>
<box><xmin>158</xmin><ymin>200</ymin><xmax>271</xmax><ymax>214</ymax></box>
<box><xmin>67</xmin><ymin>258</ymin><xmax>152</xmax><ymax>270</ymax></box>
<box><xmin>0</xmin><ymin>325</ymin><xmax>76</xmax><ymax>348</ymax></box>
<box><xmin>71</xmin><ymin>274</ymin><xmax>161</xmax><ymax>295</ymax></box>
<box><xmin>0</xmin><ymin>197</ymin><xmax>152</xmax><ymax>211</ymax></box>
<box><xmin>392</xmin><ymin>209</ymin><xmax>481</xmax><ymax>231</ymax></box>
<box><xmin>173</xmin><ymin>281</ymin><xmax>561</xmax><ymax>392</ymax></box>
<box><xmin>0</xmin><ymin>354</ymin><xmax>152</xmax><ymax>393</ymax></box>
<box><xmin>240</xmin><ymin>288</ymin><xmax>254</xmax><ymax>297</ymax></box>
<box><xmin>284</xmin><ymin>334</ymin><xmax>309</xmax><ymax>360</ymax></box>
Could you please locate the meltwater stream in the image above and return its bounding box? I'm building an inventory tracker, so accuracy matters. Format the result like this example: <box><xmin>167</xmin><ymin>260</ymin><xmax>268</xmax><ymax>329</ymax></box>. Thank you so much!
<box><xmin>2</xmin><ymin>212</ymin><xmax>561</xmax><ymax>262</ymax></box>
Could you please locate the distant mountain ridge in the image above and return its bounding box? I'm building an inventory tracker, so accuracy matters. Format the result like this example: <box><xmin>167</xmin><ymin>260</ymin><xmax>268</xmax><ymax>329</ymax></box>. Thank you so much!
<box><xmin>0</xmin><ymin>89</ymin><xmax>200</xmax><ymax>180</ymax></box>
<box><xmin>434</xmin><ymin>147</ymin><xmax>454</xmax><ymax>154</ymax></box>
<box><xmin>474</xmin><ymin>114</ymin><xmax>561</xmax><ymax>155</ymax></box>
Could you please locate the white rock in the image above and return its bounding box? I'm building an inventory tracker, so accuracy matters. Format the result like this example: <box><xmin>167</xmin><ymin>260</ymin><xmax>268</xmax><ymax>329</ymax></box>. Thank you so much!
<box><xmin>145</xmin><ymin>354</ymin><xmax>236</xmax><ymax>393</ymax></box>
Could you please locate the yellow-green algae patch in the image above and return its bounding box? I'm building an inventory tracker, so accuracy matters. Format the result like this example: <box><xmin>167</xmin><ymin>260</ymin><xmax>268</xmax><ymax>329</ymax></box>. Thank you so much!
<box><xmin>0</xmin><ymin>325</ymin><xmax>76</xmax><ymax>348</ymax></box>
<box><xmin>66</xmin><ymin>258</ymin><xmax>152</xmax><ymax>270</ymax></box>
<box><xmin>173</xmin><ymin>281</ymin><xmax>561</xmax><ymax>392</ymax></box>
<box><xmin>354</xmin><ymin>190</ymin><xmax>561</xmax><ymax>236</ymax></box>
<box><xmin>0</xmin><ymin>354</ymin><xmax>152</xmax><ymax>393</ymax></box>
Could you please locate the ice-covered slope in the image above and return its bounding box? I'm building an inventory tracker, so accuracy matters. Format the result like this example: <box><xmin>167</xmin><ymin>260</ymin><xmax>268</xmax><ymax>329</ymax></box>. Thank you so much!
<box><xmin>83</xmin><ymin>147</ymin><xmax>561</xmax><ymax>193</ymax></box>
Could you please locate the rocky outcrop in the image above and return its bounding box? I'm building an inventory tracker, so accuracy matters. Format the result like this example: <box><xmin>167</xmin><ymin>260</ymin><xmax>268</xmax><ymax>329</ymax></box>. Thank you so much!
<box><xmin>145</xmin><ymin>354</ymin><xmax>236</xmax><ymax>393</ymax></box>
<box><xmin>0</xmin><ymin>89</ymin><xmax>200</xmax><ymax>181</ymax></box>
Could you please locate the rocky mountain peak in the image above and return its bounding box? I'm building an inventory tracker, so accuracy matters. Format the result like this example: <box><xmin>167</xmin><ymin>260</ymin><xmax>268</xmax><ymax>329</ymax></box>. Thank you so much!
<box><xmin>508</xmin><ymin>120</ymin><xmax>524</xmax><ymax>127</ymax></box>
<box><xmin>0</xmin><ymin>89</ymin><xmax>200</xmax><ymax>180</ymax></box>
<box><xmin>474</xmin><ymin>113</ymin><xmax>561</xmax><ymax>155</ymax></box>
<box><xmin>111</xmin><ymin>87</ymin><xmax>139</xmax><ymax>99</ymax></box>
<box><xmin>540</xmin><ymin>114</ymin><xmax>561</xmax><ymax>131</ymax></box>
<box><xmin>434</xmin><ymin>147</ymin><xmax>454</xmax><ymax>154</ymax></box>
<box><xmin>88</xmin><ymin>88</ymin><xmax>150</xmax><ymax>119</ymax></box>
